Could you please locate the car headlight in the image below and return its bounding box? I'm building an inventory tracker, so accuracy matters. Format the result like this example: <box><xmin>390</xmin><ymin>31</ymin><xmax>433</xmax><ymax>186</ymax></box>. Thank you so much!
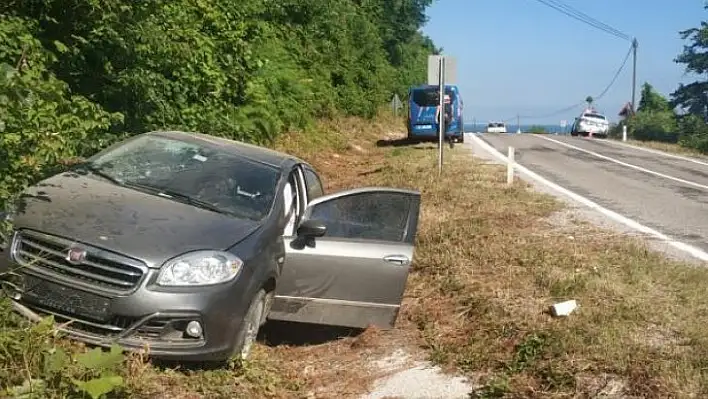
<box><xmin>156</xmin><ymin>251</ymin><xmax>244</xmax><ymax>286</ymax></box>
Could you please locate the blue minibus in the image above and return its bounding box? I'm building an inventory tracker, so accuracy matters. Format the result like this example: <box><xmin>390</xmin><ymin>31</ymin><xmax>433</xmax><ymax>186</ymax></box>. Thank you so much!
<box><xmin>406</xmin><ymin>85</ymin><xmax>464</xmax><ymax>143</ymax></box>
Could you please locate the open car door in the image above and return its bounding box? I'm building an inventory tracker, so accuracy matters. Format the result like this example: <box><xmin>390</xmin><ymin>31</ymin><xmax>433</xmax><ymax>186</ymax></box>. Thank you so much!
<box><xmin>269</xmin><ymin>187</ymin><xmax>421</xmax><ymax>329</ymax></box>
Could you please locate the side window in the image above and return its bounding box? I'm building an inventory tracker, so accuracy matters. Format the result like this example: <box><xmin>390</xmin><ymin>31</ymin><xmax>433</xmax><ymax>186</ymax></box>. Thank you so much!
<box><xmin>303</xmin><ymin>168</ymin><xmax>324</xmax><ymax>201</ymax></box>
<box><xmin>308</xmin><ymin>192</ymin><xmax>413</xmax><ymax>242</ymax></box>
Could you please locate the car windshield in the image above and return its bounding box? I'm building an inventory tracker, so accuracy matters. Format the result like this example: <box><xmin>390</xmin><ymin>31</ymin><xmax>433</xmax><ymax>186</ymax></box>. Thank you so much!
<box><xmin>82</xmin><ymin>135</ymin><xmax>280</xmax><ymax>221</ymax></box>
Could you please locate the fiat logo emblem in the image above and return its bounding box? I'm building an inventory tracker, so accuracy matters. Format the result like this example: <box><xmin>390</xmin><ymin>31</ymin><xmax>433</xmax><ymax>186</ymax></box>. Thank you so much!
<box><xmin>66</xmin><ymin>247</ymin><xmax>87</xmax><ymax>265</ymax></box>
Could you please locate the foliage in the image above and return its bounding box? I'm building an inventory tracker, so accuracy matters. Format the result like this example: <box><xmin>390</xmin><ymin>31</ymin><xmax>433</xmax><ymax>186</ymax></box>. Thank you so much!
<box><xmin>637</xmin><ymin>82</ymin><xmax>672</xmax><ymax>113</ymax></box>
<box><xmin>528</xmin><ymin>125</ymin><xmax>548</xmax><ymax>134</ymax></box>
<box><xmin>669</xmin><ymin>8</ymin><xmax>708</xmax><ymax>152</ymax></box>
<box><xmin>0</xmin><ymin>16</ymin><xmax>123</xmax><ymax>212</ymax></box>
<box><xmin>677</xmin><ymin>113</ymin><xmax>708</xmax><ymax>152</ymax></box>
<box><xmin>672</xmin><ymin>14</ymin><xmax>708</xmax><ymax>119</ymax></box>
<box><xmin>627</xmin><ymin>84</ymin><xmax>678</xmax><ymax>142</ymax></box>
<box><xmin>0</xmin><ymin>299</ymin><xmax>127</xmax><ymax>398</ymax></box>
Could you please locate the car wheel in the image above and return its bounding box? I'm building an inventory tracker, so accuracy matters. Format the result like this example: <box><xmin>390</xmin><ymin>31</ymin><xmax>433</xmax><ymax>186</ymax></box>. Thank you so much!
<box><xmin>232</xmin><ymin>288</ymin><xmax>267</xmax><ymax>361</ymax></box>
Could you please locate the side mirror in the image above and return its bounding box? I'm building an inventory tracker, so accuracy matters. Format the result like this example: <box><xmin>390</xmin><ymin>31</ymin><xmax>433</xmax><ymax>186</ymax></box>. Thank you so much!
<box><xmin>297</xmin><ymin>219</ymin><xmax>327</xmax><ymax>238</ymax></box>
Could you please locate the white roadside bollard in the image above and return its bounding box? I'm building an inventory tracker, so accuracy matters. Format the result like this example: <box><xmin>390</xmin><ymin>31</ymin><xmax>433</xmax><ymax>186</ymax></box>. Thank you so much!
<box><xmin>507</xmin><ymin>146</ymin><xmax>515</xmax><ymax>186</ymax></box>
<box><xmin>622</xmin><ymin>125</ymin><xmax>627</xmax><ymax>142</ymax></box>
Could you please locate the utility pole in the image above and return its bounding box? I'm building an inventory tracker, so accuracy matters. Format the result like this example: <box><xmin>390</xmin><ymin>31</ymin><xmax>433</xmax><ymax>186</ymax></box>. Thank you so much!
<box><xmin>631</xmin><ymin>38</ymin><xmax>638</xmax><ymax>113</ymax></box>
<box><xmin>517</xmin><ymin>114</ymin><xmax>521</xmax><ymax>134</ymax></box>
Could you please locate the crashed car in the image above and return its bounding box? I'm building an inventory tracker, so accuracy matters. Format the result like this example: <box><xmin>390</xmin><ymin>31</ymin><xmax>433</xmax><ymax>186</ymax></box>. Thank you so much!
<box><xmin>0</xmin><ymin>131</ymin><xmax>421</xmax><ymax>362</ymax></box>
<box><xmin>570</xmin><ymin>109</ymin><xmax>610</xmax><ymax>138</ymax></box>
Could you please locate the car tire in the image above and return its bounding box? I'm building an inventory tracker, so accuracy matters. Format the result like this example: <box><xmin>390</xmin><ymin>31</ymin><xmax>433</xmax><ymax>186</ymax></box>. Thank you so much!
<box><xmin>231</xmin><ymin>288</ymin><xmax>267</xmax><ymax>361</ymax></box>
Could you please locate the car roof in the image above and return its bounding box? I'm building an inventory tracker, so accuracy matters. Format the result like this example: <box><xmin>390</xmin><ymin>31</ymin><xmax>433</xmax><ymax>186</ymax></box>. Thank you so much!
<box><xmin>144</xmin><ymin>130</ymin><xmax>307</xmax><ymax>170</ymax></box>
<box><xmin>411</xmin><ymin>84</ymin><xmax>459</xmax><ymax>91</ymax></box>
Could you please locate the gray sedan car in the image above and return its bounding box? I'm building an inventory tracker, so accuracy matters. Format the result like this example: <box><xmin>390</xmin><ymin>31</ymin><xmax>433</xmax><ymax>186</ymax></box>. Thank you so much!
<box><xmin>0</xmin><ymin>131</ymin><xmax>421</xmax><ymax>362</ymax></box>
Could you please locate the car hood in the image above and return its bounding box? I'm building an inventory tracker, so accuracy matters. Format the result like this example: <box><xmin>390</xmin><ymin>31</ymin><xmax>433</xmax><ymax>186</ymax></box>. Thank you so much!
<box><xmin>12</xmin><ymin>172</ymin><xmax>263</xmax><ymax>268</ymax></box>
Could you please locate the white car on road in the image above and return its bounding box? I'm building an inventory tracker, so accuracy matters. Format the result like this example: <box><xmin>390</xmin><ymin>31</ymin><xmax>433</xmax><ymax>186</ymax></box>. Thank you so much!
<box><xmin>486</xmin><ymin>122</ymin><xmax>507</xmax><ymax>133</ymax></box>
<box><xmin>570</xmin><ymin>109</ymin><xmax>610</xmax><ymax>138</ymax></box>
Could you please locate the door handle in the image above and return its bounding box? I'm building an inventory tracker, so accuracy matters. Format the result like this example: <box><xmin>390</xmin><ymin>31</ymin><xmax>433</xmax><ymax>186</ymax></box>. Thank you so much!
<box><xmin>383</xmin><ymin>255</ymin><xmax>410</xmax><ymax>266</ymax></box>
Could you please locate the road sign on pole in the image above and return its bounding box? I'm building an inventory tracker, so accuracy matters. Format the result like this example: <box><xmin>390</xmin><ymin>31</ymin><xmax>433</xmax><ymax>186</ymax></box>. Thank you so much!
<box><xmin>428</xmin><ymin>55</ymin><xmax>457</xmax><ymax>85</ymax></box>
<box><xmin>560</xmin><ymin>120</ymin><xmax>567</xmax><ymax>128</ymax></box>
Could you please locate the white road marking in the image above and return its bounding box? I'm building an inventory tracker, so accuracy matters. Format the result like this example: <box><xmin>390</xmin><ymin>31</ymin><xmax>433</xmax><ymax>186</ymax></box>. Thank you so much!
<box><xmin>534</xmin><ymin>134</ymin><xmax>708</xmax><ymax>192</ymax></box>
<box><xmin>468</xmin><ymin>133</ymin><xmax>708</xmax><ymax>263</ymax></box>
<box><xmin>602</xmin><ymin>139</ymin><xmax>708</xmax><ymax>168</ymax></box>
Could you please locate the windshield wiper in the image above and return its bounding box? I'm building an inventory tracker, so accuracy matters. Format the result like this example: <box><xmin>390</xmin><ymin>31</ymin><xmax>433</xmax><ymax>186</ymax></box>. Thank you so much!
<box><xmin>158</xmin><ymin>190</ymin><xmax>231</xmax><ymax>215</ymax></box>
<box><xmin>125</xmin><ymin>183</ymin><xmax>233</xmax><ymax>216</ymax></box>
<box><xmin>73</xmin><ymin>163</ymin><xmax>125</xmax><ymax>186</ymax></box>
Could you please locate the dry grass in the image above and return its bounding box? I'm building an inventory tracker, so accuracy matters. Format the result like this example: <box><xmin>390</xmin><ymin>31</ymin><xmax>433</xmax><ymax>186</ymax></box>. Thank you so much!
<box><xmin>623</xmin><ymin>139</ymin><xmax>706</xmax><ymax>157</ymax></box>
<box><xmin>14</xmin><ymin>113</ymin><xmax>708</xmax><ymax>398</ymax></box>
<box><xmin>272</xmin><ymin>115</ymin><xmax>708</xmax><ymax>397</ymax></box>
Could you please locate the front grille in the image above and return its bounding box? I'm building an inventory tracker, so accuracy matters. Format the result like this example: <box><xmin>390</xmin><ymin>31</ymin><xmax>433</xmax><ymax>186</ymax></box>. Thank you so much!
<box><xmin>12</xmin><ymin>230</ymin><xmax>146</xmax><ymax>292</ymax></box>
<box><xmin>25</xmin><ymin>303</ymin><xmax>136</xmax><ymax>337</ymax></box>
<box><xmin>23</xmin><ymin>303</ymin><xmax>171</xmax><ymax>340</ymax></box>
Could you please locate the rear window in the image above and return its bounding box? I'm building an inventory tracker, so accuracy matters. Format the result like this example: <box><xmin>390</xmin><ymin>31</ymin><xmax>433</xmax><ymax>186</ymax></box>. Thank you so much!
<box><xmin>411</xmin><ymin>88</ymin><xmax>455</xmax><ymax>107</ymax></box>
<box><xmin>584</xmin><ymin>113</ymin><xmax>606</xmax><ymax>120</ymax></box>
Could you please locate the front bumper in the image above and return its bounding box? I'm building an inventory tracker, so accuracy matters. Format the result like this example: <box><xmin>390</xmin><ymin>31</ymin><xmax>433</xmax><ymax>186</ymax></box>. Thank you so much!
<box><xmin>0</xmin><ymin>264</ymin><xmax>250</xmax><ymax>362</ymax></box>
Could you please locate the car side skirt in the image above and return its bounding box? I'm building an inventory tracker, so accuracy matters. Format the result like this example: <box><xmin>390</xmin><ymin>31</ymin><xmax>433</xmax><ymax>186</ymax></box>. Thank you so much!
<box><xmin>268</xmin><ymin>295</ymin><xmax>399</xmax><ymax>329</ymax></box>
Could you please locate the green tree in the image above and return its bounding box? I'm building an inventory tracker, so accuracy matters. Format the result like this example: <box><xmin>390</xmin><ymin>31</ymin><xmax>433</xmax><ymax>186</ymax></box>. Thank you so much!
<box><xmin>629</xmin><ymin>82</ymin><xmax>677</xmax><ymax>142</ymax></box>
<box><xmin>672</xmin><ymin>13</ymin><xmax>708</xmax><ymax>119</ymax></box>
<box><xmin>638</xmin><ymin>82</ymin><xmax>672</xmax><ymax>113</ymax></box>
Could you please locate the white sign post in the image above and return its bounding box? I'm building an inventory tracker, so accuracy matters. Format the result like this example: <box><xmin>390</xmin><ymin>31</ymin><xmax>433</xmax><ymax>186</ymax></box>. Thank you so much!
<box><xmin>560</xmin><ymin>120</ymin><xmax>567</xmax><ymax>135</ymax></box>
<box><xmin>437</xmin><ymin>57</ymin><xmax>444</xmax><ymax>175</ymax></box>
<box><xmin>428</xmin><ymin>55</ymin><xmax>458</xmax><ymax>174</ymax></box>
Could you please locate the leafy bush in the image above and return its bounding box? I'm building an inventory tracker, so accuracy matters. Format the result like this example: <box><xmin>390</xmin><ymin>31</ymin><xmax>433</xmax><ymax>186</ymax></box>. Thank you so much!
<box><xmin>528</xmin><ymin>125</ymin><xmax>548</xmax><ymax>134</ymax></box>
<box><xmin>677</xmin><ymin>114</ymin><xmax>708</xmax><ymax>152</ymax></box>
<box><xmin>0</xmin><ymin>16</ymin><xmax>123</xmax><ymax>212</ymax></box>
<box><xmin>626</xmin><ymin>110</ymin><xmax>678</xmax><ymax>143</ymax></box>
<box><xmin>0</xmin><ymin>299</ymin><xmax>128</xmax><ymax>398</ymax></box>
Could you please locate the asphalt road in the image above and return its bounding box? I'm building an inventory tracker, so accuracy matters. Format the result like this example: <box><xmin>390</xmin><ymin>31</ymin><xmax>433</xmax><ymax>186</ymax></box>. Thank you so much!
<box><xmin>476</xmin><ymin>133</ymin><xmax>708</xmax><ymax>253</ymax></box>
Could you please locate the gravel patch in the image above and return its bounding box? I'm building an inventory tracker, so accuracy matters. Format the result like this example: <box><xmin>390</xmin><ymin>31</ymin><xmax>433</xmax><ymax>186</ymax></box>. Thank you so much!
<box><xmin>360</xmin><ymin>350</ymin><xmax>474</xmax><ymax>399</ymax></box>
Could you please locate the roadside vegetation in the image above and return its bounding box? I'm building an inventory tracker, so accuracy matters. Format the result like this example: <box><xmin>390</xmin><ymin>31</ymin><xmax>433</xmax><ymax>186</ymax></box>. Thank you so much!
<box><xmin>527</xmin><ymin>125</ymin><xmax>549</xmax><ymax>134</ymax></box>
<box><xmin>613</xmin><ymin>7</ymin><xmax>708</xmax><ymax>154</ymax></box>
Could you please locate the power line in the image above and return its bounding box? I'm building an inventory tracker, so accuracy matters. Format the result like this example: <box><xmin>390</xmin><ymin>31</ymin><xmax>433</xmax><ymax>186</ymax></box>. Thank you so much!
<box><xmin>529</xmin><ymin>0</ymin><xmax>632</xmax><ymax>42</ymax></box>
<box><xmin>545</xmin><ymin>0</ymin><xmax>631</xmax><ymax>41</ymax></box>
<box><xmin>594</xmin><ymin>44</ymin><xmax>633</xmax><ymax>101</ymax></box>
<box><xmin>506</xmin><ymin>42</ymin><xmax>634</xmax><ymax>121</ymax></box>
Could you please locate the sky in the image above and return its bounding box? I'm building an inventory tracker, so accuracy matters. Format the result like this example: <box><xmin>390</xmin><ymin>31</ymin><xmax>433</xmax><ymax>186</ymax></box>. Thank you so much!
<box><xmin>421</xmin><ymin>0</ymin><xmax>705</xmax><ymax>125</ymax></box>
